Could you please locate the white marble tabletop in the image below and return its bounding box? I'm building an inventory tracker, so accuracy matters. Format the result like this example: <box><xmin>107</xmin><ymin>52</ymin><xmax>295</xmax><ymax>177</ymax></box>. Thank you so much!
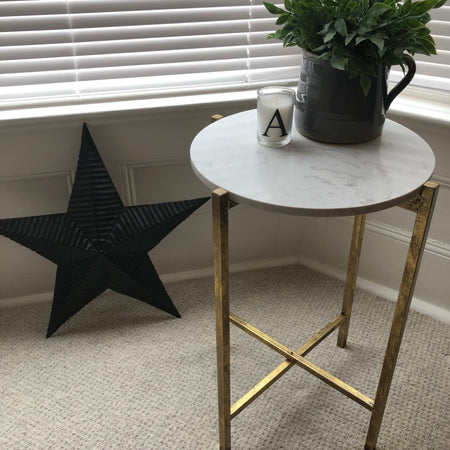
<box><xmin>190</xmin><ymin>109</ymin><xmax>435</xmax><ymax>216</ymax></box>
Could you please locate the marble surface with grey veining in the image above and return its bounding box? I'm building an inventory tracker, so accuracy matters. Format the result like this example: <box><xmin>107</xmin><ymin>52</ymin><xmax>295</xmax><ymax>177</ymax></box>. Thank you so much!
<box><xmin>190</xmin><ymin>109</ymin><xmax>435</xmax><ymax>216</ymax></box>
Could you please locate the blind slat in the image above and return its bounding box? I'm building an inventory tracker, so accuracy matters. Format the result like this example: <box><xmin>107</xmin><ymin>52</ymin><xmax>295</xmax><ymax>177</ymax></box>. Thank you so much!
<box><xmin>429</xmin><ymin>20</ymin><xmax>450</xmax><ymax>35</ymax></box>
<box><xmin>77</xmin><ymin>71</ymin><xmax>250</xmax><ymax>95</ymax></box>
<box><xmin>0</xmin><ymin>1</ymin><xmax>68</xmax><ymax>15</ymax></box>
<box><xmin>434</xmin><ymin>35</ymin><xmax>450</xmax><ymax>51</ymax></box>
<box><xmin>76</xmin><ymin>48</ymin><xmax>250</xmax><ymax>70</ymax></box>
<box><xmin>68</xmin><ymin>32</ymin><xmax>274</xmax><ymax>56</ymax></box>
<box><xmin>69</xmin><ymin>8</ymin><xmax>253</xmax><ymax>28</ymax></box>
<box><xmin>0</xmin><ymin>43</ymin><xmax>73</xmax><ymax>59</ymax></box>
<box><xmin>430</xmin><ymin>5</ymin><xmax>450</xmax><ymax>21</ymax></box>
<box><xmin>415</xmin><ymin>49</ymin><xmax>450</xmax><ymax>66</ymax></box>
<box><xmin>68</xmin><ymin>0</ymin><xmax>252</xmax><ymax>13</ymax></box>
<box><xmin>0</xmin><ymin>30</ymin><xmax>73</xmax><ymax>46</ymax></box>
<box><xmin>415</xmin><ymin>60</ymin><xmax>450</xmax><ymax>78</ymax></box>
<box><xmin>0</xmin><ymin>70</ymin><xmax>76</xmax><ymax>85</ymax></box>
<box><xmin>71</xmin><ymin>21</ymin><xmax>252</xmax><ymax>41</ymax></box>
<box><xmin>0</xmin><ymin>15</ymin><xmax>71</xmax><ymax>31</ymax></box>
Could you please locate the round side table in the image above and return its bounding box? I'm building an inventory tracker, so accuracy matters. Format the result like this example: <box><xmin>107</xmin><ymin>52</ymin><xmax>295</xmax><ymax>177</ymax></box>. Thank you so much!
<box><xmin>190</xmin><ymin>110</ymin><xmax>438</xmax><ymax>450</ymax></box>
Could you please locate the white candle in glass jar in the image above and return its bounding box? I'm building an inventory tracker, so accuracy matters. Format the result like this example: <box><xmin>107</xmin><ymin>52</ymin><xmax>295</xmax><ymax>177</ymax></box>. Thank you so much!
<box><xmin>257</xmin><ymin>87</ymin><xmax>295</xmax><ymax>147</ymax></box>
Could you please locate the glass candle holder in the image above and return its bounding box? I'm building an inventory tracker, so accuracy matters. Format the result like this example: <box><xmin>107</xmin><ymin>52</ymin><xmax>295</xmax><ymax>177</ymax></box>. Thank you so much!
<box><xmin>257</xmin><ymin>86</ymin><xmax>295</xmax><ymax>147</ymax></box>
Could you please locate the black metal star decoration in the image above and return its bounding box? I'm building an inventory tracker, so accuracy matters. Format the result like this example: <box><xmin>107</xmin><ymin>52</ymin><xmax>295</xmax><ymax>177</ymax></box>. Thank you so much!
<box><xmin>0</xmin><ymin>124</ymin><xmax>209</xmax><ymax>337</ymax></box>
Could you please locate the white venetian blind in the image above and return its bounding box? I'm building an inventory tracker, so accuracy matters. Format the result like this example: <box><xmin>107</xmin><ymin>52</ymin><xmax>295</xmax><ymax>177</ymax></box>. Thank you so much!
<box><xmin>0</xmin><ymin>0</ymin><xmax>448</xmax><ymax>110</ymax></box>
<box><xmin>0</xmin><ymin>0</ymin><xmax>301</xmax><ymax>108</ymax></box>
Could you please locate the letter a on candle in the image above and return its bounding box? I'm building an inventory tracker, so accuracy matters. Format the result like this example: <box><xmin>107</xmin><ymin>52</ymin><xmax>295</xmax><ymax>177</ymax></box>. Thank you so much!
<box><xmin>262</xmin><ymin>109</ymin><xmax>288</xmax><ymax>137</ymax></box>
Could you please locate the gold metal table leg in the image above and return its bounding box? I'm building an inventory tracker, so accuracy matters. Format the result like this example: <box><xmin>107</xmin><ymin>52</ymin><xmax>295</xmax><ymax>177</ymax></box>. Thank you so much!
<box><xmin>211</xmin><ymin>178</ymin><xmax>437</xmax><ymax>450</ymax></box>
<box><xmin>365</xmin><ymin>181</ymin><xmax>439</xmax><ymax>450</ymax></box>
<box><xmin>213</xmin><ymin>188</ymin><xmax>232</xmax><ymax>450</ymax></box>
<box><xmin>338</xmin><ymin>214</ymin><xmax>366</xmax><ymax>348</ymax></box>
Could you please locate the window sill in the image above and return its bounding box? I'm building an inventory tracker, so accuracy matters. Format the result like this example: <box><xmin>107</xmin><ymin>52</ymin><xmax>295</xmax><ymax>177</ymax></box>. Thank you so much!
<box><xmin>0</xmin><ymin>86</ymin><xmax>262</xmax><ymax>129</ymax></box>
<box><xmin>387</xmin><ymin>86</ymin><xmax>450</xmax><ymax>128</ymax></box>
<box><xmin>0</xmin><ymin>85</ymin><xmax>448</xmax><ymax>130</ymax></box>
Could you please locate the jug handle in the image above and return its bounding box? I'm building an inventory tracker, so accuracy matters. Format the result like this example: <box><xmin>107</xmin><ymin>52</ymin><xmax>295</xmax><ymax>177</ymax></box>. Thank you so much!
<box><xmin>385</xmin><ymin>54</ymin><xmax>416</xmax><ymax>111</ymax></box>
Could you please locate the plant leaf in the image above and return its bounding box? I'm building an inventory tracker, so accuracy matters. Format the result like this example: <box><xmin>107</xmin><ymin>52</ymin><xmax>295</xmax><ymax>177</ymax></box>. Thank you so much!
<box><xmin>368</xmin><ymin>3</ymin><xmax>391</xmax><ymax>18</ymax></box>
<box><xmin>276</xmin><ymin>14</ymin><xmax>289</xmax><ymax>25</ymax></box>
<box><xmin>335</xmin><ymin>19</ymin><xmax>348</xmax><ymax>37</ymax></box>
<box><xmin>417</xmin><ymin>35</ymin><xmax>438</xmax><ymax>54</ymax></box>
<box><xmin>316</xmin><ymin>51</ymin><xmax>332</xmax><ymax>61</ymax></box>
<box><xmin>356</xmin><ymin>36</ymin><xmax>367</xmax><ymax>45</ymax></box>
<box><xmin>360</xmin><ymin>73</ymin><xmax>372</xmax><ymax>97</ymax></box>
<box><xmin>313</xmin><ymin>44</ymin><xmax>329</xmax><ymax>53</ymax></box>
<box><xmin>284</xmin><ymin>0</ymin><xmax>292</xmax><ymax>11</ymax></box>
<box><xmin>345</xmin><ymin>32</ymin><xmax>356</xmax><ymax>46</ymax></box>
<box><xmin>411</xmin><ymin>0</ymin><xmax>443</xmax><ymax>15</ymax></box>
<box><xmin>369</xmin><ymin>36</ymin><xmax>384</xmax><ymax>51</ymax></box>
<box><xmin>434</xmin><ymin>0</ymin><xmax>447</xmax><ymax>8</ymax></box>
<box><xmin>319</xmin><ymin>22</ymin><xmax>333</xmax><ymax>36</ymax></box>
<box><xmin>263</xmin><ymin>2</ymin><xmax>286</xmax><ymax>15</ymax></box>
<box><xmin>401</xmin><ymin>0</ymin><xmax>413</xmax><ymax>14</ymax></box>
<box><xmin>324</xmin><ymin>30</ymin><xmax>337</xmax><ymax>43</ymax></box>
<box><xmin>331</xmin><ymin>53</ymin><xmax>348</xmax><ymax>70</ymax></box>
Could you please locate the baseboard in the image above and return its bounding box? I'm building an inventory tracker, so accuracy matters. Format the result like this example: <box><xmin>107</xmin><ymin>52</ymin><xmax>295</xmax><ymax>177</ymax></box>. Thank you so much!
<box><xmin>0</xmin><ymin>255</ymin><xmax>300</xmax><ymax>309</ymax></box>
<box><xmin>3</xmin><ymin>254</ymin><xmax>448</xmax><ymax>325</ymax></box>
<box><xmin>298</xmin><ymin>255</ymin><xmax>450</xmax><ymax>325</ymax></box>
<box><xmin>0</xmin><ymin>292</ymin><xmax>52</xmax><ymax>308</ymax></box>
<box><xmin>161</xmin><ymin>255</ymin><xmax>300</xmax><ymax>283</ymax></box>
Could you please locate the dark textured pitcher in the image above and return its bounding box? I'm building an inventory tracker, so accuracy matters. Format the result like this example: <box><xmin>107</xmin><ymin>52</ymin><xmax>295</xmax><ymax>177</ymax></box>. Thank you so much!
<box><xmin>295</xmin><ymin>51</ymin><xmax>416</xmax><ymax>144</ymax></box>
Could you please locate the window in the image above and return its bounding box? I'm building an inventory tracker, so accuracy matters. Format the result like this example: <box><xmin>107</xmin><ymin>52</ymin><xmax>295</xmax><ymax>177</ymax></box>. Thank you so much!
<box><xmin>0</xmin><ymin>0</ymin><xmax>448</xmax><ymax>111</ymax></box>
<box><xmin>0</xmin><ymin>0</ymin><xmax>300</xmax><ymax>109</ymax></box>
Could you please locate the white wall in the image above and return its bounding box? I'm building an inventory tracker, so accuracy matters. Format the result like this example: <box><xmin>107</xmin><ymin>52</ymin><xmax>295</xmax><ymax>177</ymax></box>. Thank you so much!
<box><xmin>0</xmin><ymin>95</ymin><xmax>449</xmax><ymax>323</ymax></box>
<box><xmin>295</xmin><ymin>106</ymin><xmax>450</xmax><ymax>321</ymax></box>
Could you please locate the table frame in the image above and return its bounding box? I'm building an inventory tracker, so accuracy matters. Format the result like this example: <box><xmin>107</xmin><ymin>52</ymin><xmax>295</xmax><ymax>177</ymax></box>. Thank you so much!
<box><xmin>212</xmin><ymin>175</ymin><xmax>438</xmax><ymax>448</ymax></box>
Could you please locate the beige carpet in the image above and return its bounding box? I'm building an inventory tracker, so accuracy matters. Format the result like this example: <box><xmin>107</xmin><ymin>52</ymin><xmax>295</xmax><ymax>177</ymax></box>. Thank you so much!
<box><xmin>1</xmin><ymin>265</ymin><xmax>449</xmax><ymax>450</ymax></box>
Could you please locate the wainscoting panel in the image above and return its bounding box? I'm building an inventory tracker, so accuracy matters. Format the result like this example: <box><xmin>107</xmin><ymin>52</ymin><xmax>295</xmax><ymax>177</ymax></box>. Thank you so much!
<box><xmin>0</xmin><ymin>123</ymin><xmax>80</xmax><ymax>180</ymax></box>
<box><xmin>129</xmin><ymin>159</ymin><xmax>211</xmax><ymax>206</ymax></box>
<box><xmin>0</xmin><ymin>173</ymin><xmax>72</xmax><ymax>218</ymax></box>
<box><xmin>0</xmin><ymin>173</ymin><xmax>72</xmax><ymax>299</ymax></box>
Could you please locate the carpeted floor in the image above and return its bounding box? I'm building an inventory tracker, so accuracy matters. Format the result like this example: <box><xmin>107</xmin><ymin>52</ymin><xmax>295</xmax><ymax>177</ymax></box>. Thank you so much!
<box><xmin>1</xmin><ymin>265</ymin><xmax>449</xmax><ymax>450</ymax></box>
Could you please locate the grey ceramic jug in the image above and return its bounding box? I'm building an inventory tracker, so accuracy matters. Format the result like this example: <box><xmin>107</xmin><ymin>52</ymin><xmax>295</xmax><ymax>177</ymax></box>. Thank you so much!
<box><xmin>295</xmin><ymin>51</ymin><xmax>416</xmax><ymax>144</ymax></box>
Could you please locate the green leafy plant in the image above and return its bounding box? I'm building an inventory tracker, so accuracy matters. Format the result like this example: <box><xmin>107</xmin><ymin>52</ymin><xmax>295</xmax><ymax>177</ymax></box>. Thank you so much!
<box><xmin>264</xmin><ymin>0</ymin><xmax>446</xmax><ymax>95</ymax></box>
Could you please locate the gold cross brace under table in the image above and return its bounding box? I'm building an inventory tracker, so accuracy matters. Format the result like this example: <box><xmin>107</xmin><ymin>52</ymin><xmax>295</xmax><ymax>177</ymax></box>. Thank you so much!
<box><xmin>212</xmin><ymin>181</ymin><xmax>438</xmax><ymax>450</ymax></box>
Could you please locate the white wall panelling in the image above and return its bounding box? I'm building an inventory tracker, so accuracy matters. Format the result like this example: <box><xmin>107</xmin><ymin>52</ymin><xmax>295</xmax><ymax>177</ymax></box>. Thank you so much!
<box><xmin>0</xmin><ymin>97</ymin><xmax>448</xmax><ymax>324</ymax></box>
<box><xmin>127</xmin><ymin>157</ymin><xmax>211</xmax><ymax>205</ymax></box>
<box><xmin>0</xmin><ymin>172</ymin><xmax>72</xmax><ymax>299</ymax></box>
